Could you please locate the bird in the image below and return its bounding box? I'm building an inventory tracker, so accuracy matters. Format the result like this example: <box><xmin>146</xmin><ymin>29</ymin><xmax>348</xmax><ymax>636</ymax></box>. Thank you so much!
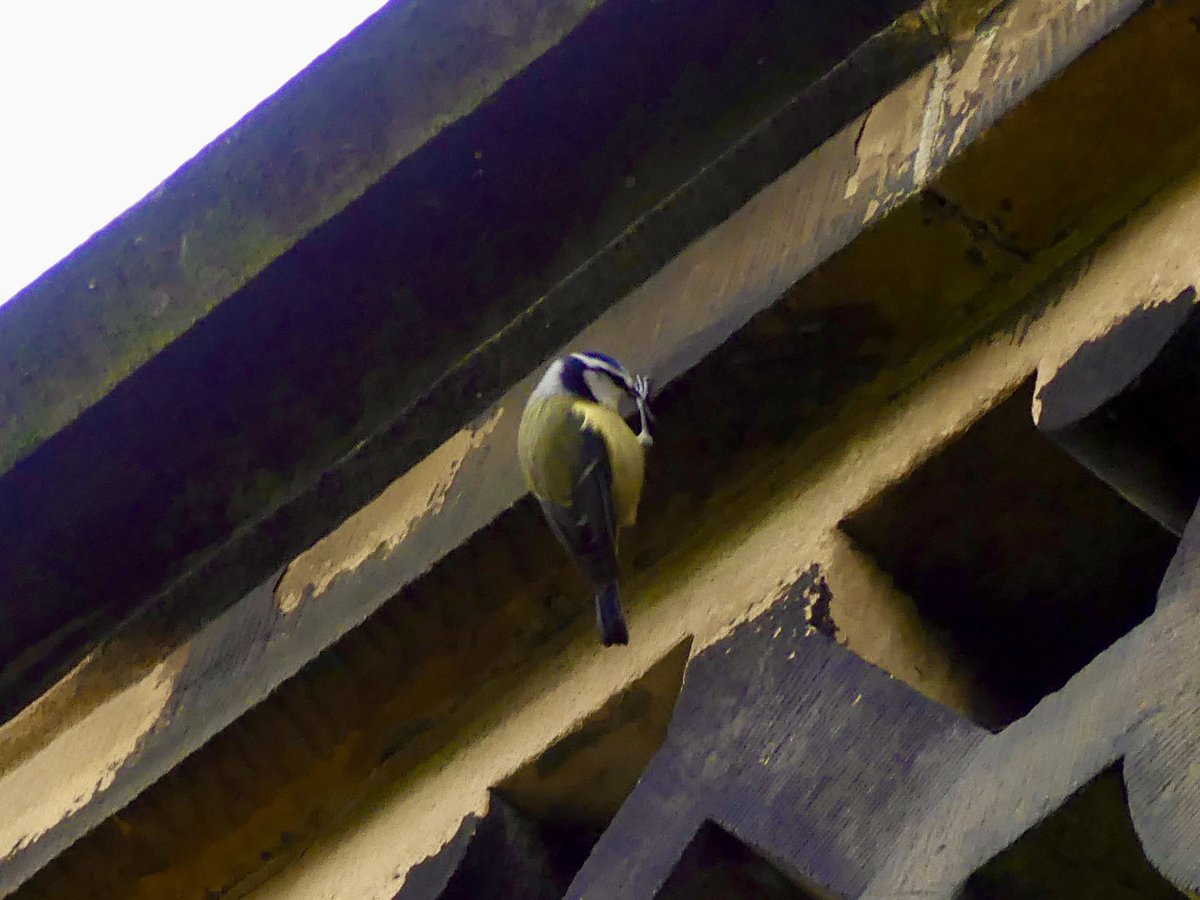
<box><xmin>517</xmin><ymin>351</ymin><xmax>654</xmax><ymax>646</ymax></box>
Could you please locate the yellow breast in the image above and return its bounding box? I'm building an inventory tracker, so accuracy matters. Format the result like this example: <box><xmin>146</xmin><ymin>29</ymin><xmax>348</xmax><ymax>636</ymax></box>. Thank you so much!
<box><xmin>518</xmin><ymin>394</ymin><xmax>645</xmax><ymax>527</ymax></box>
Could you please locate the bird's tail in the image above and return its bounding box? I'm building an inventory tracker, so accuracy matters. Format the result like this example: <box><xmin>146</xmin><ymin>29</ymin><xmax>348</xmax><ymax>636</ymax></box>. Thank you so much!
<box><xmin>594</xmin><ymin>581</ymin><xmax>629</xmax><ymax>646</ymax></box>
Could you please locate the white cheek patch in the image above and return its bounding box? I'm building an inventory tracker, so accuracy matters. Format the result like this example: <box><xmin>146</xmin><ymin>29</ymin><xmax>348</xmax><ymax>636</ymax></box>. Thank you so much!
<box><xmin>583</xmin><ymin>369</ymin><xmax>625</xmax><ymax>409</ymax></box>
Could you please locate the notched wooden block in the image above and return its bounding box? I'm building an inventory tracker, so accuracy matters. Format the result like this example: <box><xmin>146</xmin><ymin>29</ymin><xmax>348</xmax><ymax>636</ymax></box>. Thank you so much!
<box><xmin>843</xmin><ymin>381</ymin><xmax>1176</xmax><ymax>727</ymax></box>
<box><xmin>568</xmin><ymin>567</ymin><xmax>983</xmax><ymax>898</ymax></box>
<box><xmin>1036</xmin><ymin>285</ymin><xmax>1200</xmax><ymax>536</ymax></box>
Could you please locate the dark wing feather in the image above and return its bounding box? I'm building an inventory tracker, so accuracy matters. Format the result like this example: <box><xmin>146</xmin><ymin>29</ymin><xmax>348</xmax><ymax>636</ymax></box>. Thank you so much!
<box><xmin>538</xmin><ymin>427</ymin><xmax>619</xmax><ymax>589</ymax></box>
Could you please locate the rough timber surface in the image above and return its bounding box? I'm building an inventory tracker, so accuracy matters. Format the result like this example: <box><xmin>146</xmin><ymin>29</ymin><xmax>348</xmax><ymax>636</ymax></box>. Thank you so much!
<box><xmin>0</xmin><ymin>0</ymin><xmax>613</xmax><ymax>723</ymax></box>
<box><xmin>860</xmin><ymin>503</ymin><xmax>1200</xmax><ymax>898</ymax></box>
<box><xmin>568</xmin><ymin>568</ymin><xmax>984</xmax><ymax>899</ymax></box>
<box><xmin>574</xmin><ymin>511</ymin><xmax>1200</xmax><ymax>898</ymax></box>
<box><xmin>0</xmin><ymin>0</ymin><xmax>1162</xmax><ymax>894</ymax></box>
<box><xmin>0</xmin><ymin>0</ymin><xmax>932</xmax><ymax>732</ymax></box>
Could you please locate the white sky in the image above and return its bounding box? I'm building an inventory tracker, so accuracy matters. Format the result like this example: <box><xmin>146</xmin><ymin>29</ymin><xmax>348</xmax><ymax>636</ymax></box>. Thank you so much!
<box><xmin>0</xmin><ymin>1</ymin><xmax>390</xmax><ymax>306</ymax></box>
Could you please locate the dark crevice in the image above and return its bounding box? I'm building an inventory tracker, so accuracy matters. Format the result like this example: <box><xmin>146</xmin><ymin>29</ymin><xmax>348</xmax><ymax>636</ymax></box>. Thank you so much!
<box><xmin>488</xmin><ymin>640</ymin><xmax>693</xmax><ymax>890</ymax></box>
<box><xmin>1035</xmin><ymin>287</ymin><xmax>1200</xmax><ymax>537</ymax></box>
<box><xmin>841</xmin><ymin>380</ymin><xmax>1177</xmax><ymax>729</ymax></box>
<box><xmin>391</xmin><ymin>795</ymin><xmax>593</xmax><ymax>900</ymax></box>
<box><xmin>920</xmin><ymin>189</ymin><xmax>1034</xmax><ymax>264</ymax></box>
<box><xmin>656</xmin><ymin>822</ymin><xmax>843</xmax><ymax>900</ymax></box>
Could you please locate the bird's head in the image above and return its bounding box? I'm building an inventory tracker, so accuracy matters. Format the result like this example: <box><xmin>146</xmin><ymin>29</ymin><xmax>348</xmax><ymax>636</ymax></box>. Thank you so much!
<box><xmin>533</xmin><ymin>351</ymin><xmax>655</xmax><ymax>445</ymax></box>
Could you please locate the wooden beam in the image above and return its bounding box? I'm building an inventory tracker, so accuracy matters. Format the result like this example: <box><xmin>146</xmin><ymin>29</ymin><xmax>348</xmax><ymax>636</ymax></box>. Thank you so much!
<box><xmin>0</xmin><ymin>0</ymin><xmax>1170</xmax><ymax>893</ymax></box>
<box><xmin>0</xmin><ymin>0</ymin><xmax>938</xmax><ymax>725</ymax></box>
<box><xmin>573</xmin><ymin>518</ymin><xmax>1200</xmax><ymax>897</ymax></box>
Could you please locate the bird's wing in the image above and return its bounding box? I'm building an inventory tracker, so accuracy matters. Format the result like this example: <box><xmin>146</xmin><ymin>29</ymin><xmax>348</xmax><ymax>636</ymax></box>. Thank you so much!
<box><xmin>538</xmin><ymin>426</ymin><xmax>620</xmax><ymax>588</ymax></box>
<box><xmin>574</xmin><ymin>403</ymin><xmax>645</xmax><ymax>527</ymax></box>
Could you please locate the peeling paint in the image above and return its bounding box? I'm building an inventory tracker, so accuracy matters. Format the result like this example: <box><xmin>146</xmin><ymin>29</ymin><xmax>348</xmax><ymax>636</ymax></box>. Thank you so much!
<box><xmin>275</xmin><ymin>407</ymin><xmax>505</xmax><ymax>613</ymax></box>
<box><xmin>944</xmin><ymin>31</ymin><xmax>999</xmax><ymax>157</ymax></box>
<box><xmin>846</xmin><ymin>66</ymin><xmax>932</xmax><ymax>204</ymax></box>
<box><xmin>0</xmin><ymin>658</ymin><xmax>177</xmax><ymax>862</ymax></box>
<box><xmin>947</xmin><ymin>27</ymin><xmax>998</xmax><ymax>119</ymax></box>
<box><xmin>914</xmin><ymin>53</ymin><xmax>952</xmax><ymax>186</ymax></box>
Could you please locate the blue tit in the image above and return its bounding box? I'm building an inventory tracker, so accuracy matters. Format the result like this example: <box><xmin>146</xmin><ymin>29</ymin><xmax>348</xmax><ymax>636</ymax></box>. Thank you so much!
<box><xmin>518</xmin><ymin>351</ymin><xmax>654</xmax><ymax>646</ymax></box>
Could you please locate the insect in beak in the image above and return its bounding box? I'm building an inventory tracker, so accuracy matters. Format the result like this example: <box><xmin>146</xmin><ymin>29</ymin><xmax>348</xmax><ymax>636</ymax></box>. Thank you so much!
<box><xmin>633</xmin><ymin>375</ymin><xmax>655</xmax><ymax>447</ymax></box>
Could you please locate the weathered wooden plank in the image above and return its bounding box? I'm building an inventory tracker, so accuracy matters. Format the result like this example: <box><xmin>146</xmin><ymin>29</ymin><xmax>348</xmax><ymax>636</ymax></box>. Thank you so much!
<box><xmin>0</xmin><ymin>0</ymin><xmax>1156</xmax><ymax>892</ymax></box>
<box><xmin>0</xmin><ymin>0</ymin><xmax>936</xmax><ymax>727</ymax></box>
<box><xmin>1123</xmin><ymin>514</ymin><xmax>1200</xmax><ymax>892</ymax></box>
<box><xmin>573</xmin><ymin>524</ymin><xmax>1200</xmax><ymax>898</ymax></box>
